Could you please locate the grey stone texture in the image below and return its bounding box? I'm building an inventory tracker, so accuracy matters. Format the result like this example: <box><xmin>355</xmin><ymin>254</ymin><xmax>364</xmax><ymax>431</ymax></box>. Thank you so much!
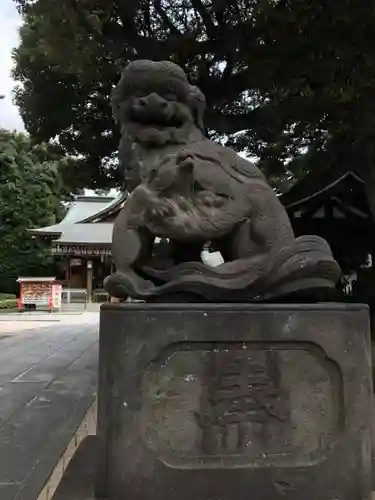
<box><xmin>104</xmin><ymin>60</ymin><xmax>340</xmax><ymax>302</ymax></box>
<box><xmin>93</xmin><ymin>302</ymin><xmax>373</xmax><ymax>500</ymax></box>
<box><xmin>0</xmin><ymin>323</ymin><xmax>98</xmax><ymax>500</ymax></box>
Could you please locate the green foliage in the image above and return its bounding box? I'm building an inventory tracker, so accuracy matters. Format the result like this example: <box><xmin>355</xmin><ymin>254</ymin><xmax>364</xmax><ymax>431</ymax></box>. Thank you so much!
<box><xmin>0</xmin><ymin>278</ymin><xmax>19</xmax><ymax>296</ymax></box>
<box><xmin>0</xmin><ymin>129</ymin><xmax>67</xmax><ymax>286</ymax></box>
<box><xmin>11</xmin><ymin>0</ymin><xmax>290</xmax><ymax>189</ymax></box>
<box><xmin>0</xmin><ymin>293</ymin><xmax>16</xmax><ymax>301</ymax></box>
<box><xmin>0</xmin><ymin>299</ymin><xmax>18</xmax><ymax>310</ymax></box>
<box><xmin>11</xmin><ymin>0</ymin><xmax>375</xmax><ymax>198</ymax></box>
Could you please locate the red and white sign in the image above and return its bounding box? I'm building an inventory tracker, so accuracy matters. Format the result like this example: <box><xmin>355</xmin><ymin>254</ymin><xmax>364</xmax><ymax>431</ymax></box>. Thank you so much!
<box><xmin>51</xmin><ymin>282</ymin><xmax>62</xmax><ymax>309</ymax></box>
<box><xmin>17</xmin><ymin>277</ymin><xmax>61</xmax><ymax>310</ymax></box>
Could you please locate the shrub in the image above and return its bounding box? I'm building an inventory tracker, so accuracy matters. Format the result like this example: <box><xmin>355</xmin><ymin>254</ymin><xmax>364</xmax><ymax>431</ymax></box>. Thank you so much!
<box><xmin>0</xmin><ymin>293</ymin><xmax>16</xmax><ymax>301</ymax></box>
<box><xmin>0</xmin><ymin>278</ymin><xmax>19</xmax><ymax>296</ymax></box>
<box><xmin>0</xmin><ymin>299</ymin><xmax>18</xmax><ymax>310</ymax></box>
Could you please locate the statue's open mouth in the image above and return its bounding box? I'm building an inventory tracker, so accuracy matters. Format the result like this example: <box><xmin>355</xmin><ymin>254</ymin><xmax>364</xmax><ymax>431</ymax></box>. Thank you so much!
<box><xmin>129</xmin><ymin>109</ymin><xmax>186</xmax><ymax>129</ymax></box>
<box><xmin>133</xmin><ymin>117</ymin><xmax>185</xmax><ymax>129</ymax></box>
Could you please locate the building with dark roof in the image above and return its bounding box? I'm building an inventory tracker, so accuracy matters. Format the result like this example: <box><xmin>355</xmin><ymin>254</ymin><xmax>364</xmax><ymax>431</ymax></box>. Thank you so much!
<box><xmin>30</xmin><ymin>193</ymin><xmax>126</xmax><ymax>301</ymax></box>
<box><xmin>280</xmin><ymin>170</ymin><xmax>372</xmax><ymax>273</ymax></box>
<box><xmin>279</xmin><ymin>169</ymin><xmax>375</xmax><ymax>315</ymax></box>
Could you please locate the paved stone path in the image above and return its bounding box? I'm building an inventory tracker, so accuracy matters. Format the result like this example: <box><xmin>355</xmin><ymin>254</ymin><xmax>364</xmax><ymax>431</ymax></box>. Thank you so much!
<box><xmin>0</xmin><ymin>312</ymin><xmax>99</xmax><ymax>334</ymax></box>
<box><xmin>0</xmin><ymin>316</ymin><xmax>99</xmax><ymax>500</ymax></box>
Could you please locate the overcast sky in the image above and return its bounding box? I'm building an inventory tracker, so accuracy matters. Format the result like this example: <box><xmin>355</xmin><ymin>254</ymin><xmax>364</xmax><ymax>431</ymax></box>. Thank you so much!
<box><xmin>0</xmin><ymin>0</ymin><xmax>24</xmax><ymax>131</ymax></box>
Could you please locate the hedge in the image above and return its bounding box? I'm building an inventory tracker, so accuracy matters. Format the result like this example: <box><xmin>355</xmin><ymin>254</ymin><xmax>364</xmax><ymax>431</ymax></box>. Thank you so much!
<box><xmin>0</xmin><ymin>299</ymin><xmax>18</xmax><ymax>310</ymax></box>
<box><xmin>0</xmin><ymin>278</ymin><xmax>20</xmax><ymax>296</ymax></box>
<box><xmin>0</xmin><ymin>293</ymin><xmax>16</xmax><ymax>301</ymax></box>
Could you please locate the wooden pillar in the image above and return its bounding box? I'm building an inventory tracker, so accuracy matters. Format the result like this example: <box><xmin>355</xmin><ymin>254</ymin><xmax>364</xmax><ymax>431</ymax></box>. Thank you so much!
<box><xmin>86</xmin><ymin>260</ymin><xmax>93</xmax><ymax>302</ymax></box>
<box><xmin>66</xmin><ymin>258</ymin><xmax>72</xmax><ymax>285</ymax></box>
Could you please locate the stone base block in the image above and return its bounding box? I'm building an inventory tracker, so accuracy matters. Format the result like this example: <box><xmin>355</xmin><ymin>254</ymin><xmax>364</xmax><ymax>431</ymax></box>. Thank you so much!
<box><xmin>95</xmin><ymin>303</ymin><xmax>372</xmax><ymax>500</ymax></box>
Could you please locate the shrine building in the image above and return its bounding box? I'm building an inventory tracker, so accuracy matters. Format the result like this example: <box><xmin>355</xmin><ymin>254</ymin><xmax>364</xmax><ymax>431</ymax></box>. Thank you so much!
<box><xmin>30</xmin><ymin>193</ymin><xmax>126</xmax><ymax>302</ymax></box>
<box><xmin>280</xmin><ymin>169</ymin><xmax>372</xmax><ymax>274</ymax></box>
<box><xmin>279</xmin><ymin>169</ymin><xmax>375</xmax><ymax>308</ymax></box>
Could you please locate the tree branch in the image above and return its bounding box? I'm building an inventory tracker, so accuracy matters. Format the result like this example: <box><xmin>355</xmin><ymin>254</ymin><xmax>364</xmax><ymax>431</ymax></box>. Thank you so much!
<box><xmin>105</xmin><ymin>20</ymin><xmax>212</xmax><ymax>60</ymax></box>
<box><xmin>68</xmin><ymin>0</ymin><xmax>225</xmax><ymax>61</ymax></box>
<box><xmin>114</xmin><ymin>0</ymin><xmax>142</xmax><ymax>30</ymax></box>
<box><xmin>153</xmin><ymin>0</ymin><xmax>182</xmax><ymax>36</ymax></box>
<box><xmin>190</xmin><ymin>0</ymin><xmax>216</xmax><ymax>39</ymax></box>
<box><xmin>223</xmin><ymin>57</ymin><xmax>234</xmax><ymax>80</ymax></box>
<box><xmin>199</xmin><ymin>69</ymin><xmax>250</xmax><ymax>102</ymax></box>
<box><xmin>205</xmin><ymin>111</ymin><xmax>257</xmax><ymax>134</ymax></box>
<box><xmin>211</xmin><ymin>0</ymin><xmax>226</xmax><ymax>24</ymax></box>
<box><xmin>143</xmin><ymin>4</ymin><xmax>152</xmax><ymax>36</ymax></box>
<box><xmin>69</xmin><ymin>0</ymin><xmax>102</xmax><ymax>38</ymax></box>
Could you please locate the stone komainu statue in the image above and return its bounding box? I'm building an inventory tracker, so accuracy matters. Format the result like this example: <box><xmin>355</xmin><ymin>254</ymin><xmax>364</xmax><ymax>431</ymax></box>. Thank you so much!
<box><xmin>104</xmin><ymin>60</ymin><xmax>340</xmax><ymax>302</ymax></box>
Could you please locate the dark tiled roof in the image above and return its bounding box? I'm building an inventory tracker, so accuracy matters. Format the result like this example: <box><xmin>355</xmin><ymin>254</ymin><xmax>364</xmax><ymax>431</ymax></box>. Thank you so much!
<box><xmin>80</xmin><ymin>192</ymin><xmax>127</xmax><ymax>222</ymax></box>
<box><xmin>280</xmin><ymin>169</ymin><xmax>363</xmax><ymax>208</ymax></box>
<box><xmin>32</xmin><ymin>223</ymin><xmax>113</xmax><ymax>245</ymax></box>
<box><xmin>61</xmin><ymin>196</ymin><xmax>117</xmax><ymax>224</ymax></box>
<box><xmin>30</xmin><ymin>192</ymin><xmax>127</xmax><ymax>245</ymax></box>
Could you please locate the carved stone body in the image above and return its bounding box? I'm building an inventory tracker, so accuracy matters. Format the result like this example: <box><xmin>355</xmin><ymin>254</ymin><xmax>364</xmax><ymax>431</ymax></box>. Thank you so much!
<box><xmin>105</xmin><ymin>60</ymin><xmax>340</xmax><ymax>301</ymax></box>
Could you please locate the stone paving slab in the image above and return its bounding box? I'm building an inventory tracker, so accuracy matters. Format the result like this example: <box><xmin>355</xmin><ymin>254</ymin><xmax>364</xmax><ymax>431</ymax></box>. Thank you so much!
<box><xmin>0</xmin><ymin>311</ymin><xmax>99</xmax><ymax>322</ymax></box>
<box><xmin>50</xmin><ymin>436</ymin><xmax>97</xmax><ymax>500</ymax></box>
<box><xmin>0</xmin><ymin>323</ymin><xmax>56</xmax><ymax>335</ymax></box>
<box><xmin>0</xmin><ymin>321</ymin><xmax>99</xmax><ymax>500</ymax></box>
<box><xmin>39</xmin><ymin>401</ymin><xmax>97</xmax><ymax>500</ymax></box>
<box><xmin>0</xmin><ymin>312</ymin><xmax>99</xmax><ymax>335</ymax></box>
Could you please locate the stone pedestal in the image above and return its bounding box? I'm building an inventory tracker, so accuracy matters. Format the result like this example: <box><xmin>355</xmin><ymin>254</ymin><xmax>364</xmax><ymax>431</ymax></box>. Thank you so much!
<box><xmin>52</xmin><ymin>303</ymin><xmax>373</xmax><ymax>500</ymax></box>
<box><xmin>95</xmin><ymin>303</ymin><xmax>372</xmax><ymax>500</ymax></box>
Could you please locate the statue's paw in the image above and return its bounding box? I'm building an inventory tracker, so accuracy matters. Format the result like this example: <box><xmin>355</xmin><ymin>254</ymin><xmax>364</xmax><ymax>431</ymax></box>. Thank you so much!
<box><xmin>104</xmin><ymin>270</ymin><xmax>155</xmax><ymax>299</ymax></box>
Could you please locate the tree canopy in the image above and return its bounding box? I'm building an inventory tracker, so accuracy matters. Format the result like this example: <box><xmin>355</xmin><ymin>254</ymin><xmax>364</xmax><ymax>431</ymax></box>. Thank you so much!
<box><xmin>12</xmin><ymin>0</ymin><xmax>375</xmax><ymax>206</ymax></box>
<box><xmin>0</xmin><ymin>129</ymin><xmax>70</xmax><ymax>292</ymax></box>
